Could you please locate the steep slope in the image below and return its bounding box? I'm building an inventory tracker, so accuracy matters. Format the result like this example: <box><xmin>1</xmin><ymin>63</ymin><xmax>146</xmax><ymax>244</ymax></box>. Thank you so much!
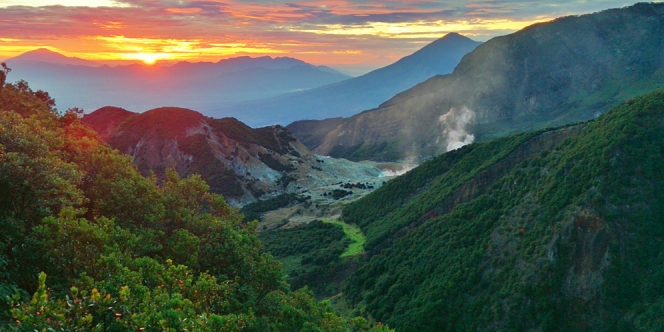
<box><xmin>284</xmin><ymin>117</ymin><xmax>347</xmax><ymax>152</ymax></box>
<box><xmin>7</xmin><ymin>55</ymin><xmax>350</xmax><ymax>114</ymax></box>
<box><xmin>5</xmin><ymin>48</ymin><xmax>102</xmax><ymax>67</ymax></box>
<box><xmin>305</xmin><ymin>3</ymin><xmax>664</xmax><ymax>161</ymax></box>
<box><xmin>221</xmin><ymin>33</ymin><xmax>480</xmax><ymax>126</ymax></box>
<box><xmin>341</xmin><ymin>88</ymin><xmax>664</xmax><ymax>331</ymax></box>
<box><xmin>82</xmin><ymin>107</ymin><xmax>381</xmax><ymax>205</ymax></box>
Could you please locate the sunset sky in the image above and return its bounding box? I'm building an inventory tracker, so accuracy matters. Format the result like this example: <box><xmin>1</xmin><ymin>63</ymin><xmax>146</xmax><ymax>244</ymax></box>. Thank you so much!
<box><xmin>0</xmin><ymin>0</ymin><xmax>653</xmax><ymax>72</ymax></box>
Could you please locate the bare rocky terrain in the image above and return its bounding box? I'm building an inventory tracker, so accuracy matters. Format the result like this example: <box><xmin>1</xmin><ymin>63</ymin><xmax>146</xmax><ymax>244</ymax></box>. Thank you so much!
<box><xmin>258</xmin><ymin>159</ymin><xmax>417</xmax><ymax>231</ymax></box>
<box><xmin>82</xmin><ymin>106</ymin><xmax>414</xmax><ymax>209</ymax></box>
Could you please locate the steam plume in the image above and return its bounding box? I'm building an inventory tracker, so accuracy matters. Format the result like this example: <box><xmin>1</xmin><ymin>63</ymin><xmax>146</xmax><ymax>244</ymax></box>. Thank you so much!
<box><xmin>380</xmin><ymin>164</ymin><xmax>417</xmax><ymax>177</ymax></box>
<box><xmin>439</xmin><ymin>106</ymin><xmax>476</xmax><ymax>151</ymax></box>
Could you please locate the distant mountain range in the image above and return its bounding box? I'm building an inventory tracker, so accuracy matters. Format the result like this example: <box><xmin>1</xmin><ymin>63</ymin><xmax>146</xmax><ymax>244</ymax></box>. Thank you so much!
<box><xmin>6</xmin><ymin>51</ymin><xmax>351</xmax><ymax>114</ymax></box>
<box><xmin>289</xmin><ymin>3</ymin><xmax>664</xmax><ymax>161</ymax></box>
<box><xmin>81</xmin><ymin>106</ymin><xmax>380</xmax><ymax>205</ymax></box>
<box><xmin>6</xmin><ymin>48</ymin><xmax>103</xmax><ymax>67</ymax></box>
<box><xmin>216</xmin><ymin>33</ymin><xmax>481</xmax><ymax>126</ymax></box>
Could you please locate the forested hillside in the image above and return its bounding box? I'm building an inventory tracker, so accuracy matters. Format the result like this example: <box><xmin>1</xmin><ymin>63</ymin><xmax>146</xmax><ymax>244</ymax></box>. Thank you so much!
<box><xmin>0</xmin><ymin>70</ymin><xmax>390</xmax><ymax>331</ymax></box>
<box><xmin>341</xmin><ymin>88</ymin><xmax>664</xmax><ymax>330</ymax></box>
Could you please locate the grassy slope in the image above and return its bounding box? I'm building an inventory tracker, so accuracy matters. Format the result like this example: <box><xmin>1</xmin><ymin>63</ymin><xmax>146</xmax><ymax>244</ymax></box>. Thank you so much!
<box><xmin>323</xmin><ymin>220</ymin><xmax>366</xmax><ymax>257</ymax></box>
<box><xmin>342</xmin><ymin>88</ymin><xmax>664</xmax><ymax>331</ymax></box>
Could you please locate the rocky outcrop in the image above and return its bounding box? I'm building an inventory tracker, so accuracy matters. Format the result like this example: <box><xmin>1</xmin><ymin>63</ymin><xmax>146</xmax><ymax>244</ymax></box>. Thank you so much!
<box><xmin>83</xmin><ymin>106</ymin><xmax>382</xmax><ymax>205</ymax></box>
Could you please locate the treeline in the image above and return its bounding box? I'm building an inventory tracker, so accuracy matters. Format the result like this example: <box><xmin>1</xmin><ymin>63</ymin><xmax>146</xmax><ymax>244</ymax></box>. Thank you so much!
<box><xmin>0</xmin><ymin>69</ymin><xmax>391</xmax><ymax>331</ymax></box>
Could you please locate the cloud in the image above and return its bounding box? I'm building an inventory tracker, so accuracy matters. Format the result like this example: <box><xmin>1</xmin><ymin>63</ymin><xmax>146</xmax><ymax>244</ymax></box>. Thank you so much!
<box><xmin>0</xmin><ymin>0</ymin><xmax>645</xmax><ymax>65</ymax></box>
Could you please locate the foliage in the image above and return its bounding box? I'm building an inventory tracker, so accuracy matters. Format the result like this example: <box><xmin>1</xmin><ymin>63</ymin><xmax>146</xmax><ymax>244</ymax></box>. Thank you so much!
<box><xmin>342</xmin><ymin>88</ymin><xmax>664</xmax><ymax>330</ymax></box>
<box><xmin>240</xmin><ymin>193</ymin><xmax>310</xmax><ymax>222</ymax></box>
<box><xmin>344</xmin><ymin>129</ymin><xmax>542</xmax><ymax>250</ymax></box>
<box><xmin>0</xmin><ymin>76</ymin><xmax>353</xmax><ymax>330</ymax></box>
<box><xmin>260</xmin><ymin>220</ymin><xmax>351</xmax><ymax>298</ymax></box>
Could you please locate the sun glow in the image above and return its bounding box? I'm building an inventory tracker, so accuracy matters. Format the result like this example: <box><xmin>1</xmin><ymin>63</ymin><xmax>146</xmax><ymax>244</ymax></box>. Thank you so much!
<box><xmin>125</xmin><ymin>52</ymin><xmax>170</xmax><ymax>65</ymax></box>
<box><xmin>290</xmin><ymin>17</ymin><xmax>553</xmax><ymax>39</ymax></box>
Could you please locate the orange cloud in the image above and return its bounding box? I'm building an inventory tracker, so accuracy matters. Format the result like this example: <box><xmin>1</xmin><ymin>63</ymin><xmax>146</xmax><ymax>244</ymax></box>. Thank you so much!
<box><xmin>0</xmin><ymin>0</ymin><xmax>638</xmax><ymax>67</ymax></box>
<box><xmin>165</xmin><ymin>8</ymin><xmax>202</xmax><ymax>14</ymax></box>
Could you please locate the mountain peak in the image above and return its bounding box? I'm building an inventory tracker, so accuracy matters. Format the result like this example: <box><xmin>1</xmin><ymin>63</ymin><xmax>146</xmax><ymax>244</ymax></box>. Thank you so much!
<box><xmin>123</xmin><ymin>107</ymin><xmax>206</xmax><ymax>136</ymax></box>
<box><xmin>81</xmin><ymin>106</ymin><xmax>136</xmax><ymax>141</ymax></box>
<box><xmin>29</xmin><ymin>48</ymin><xmax>55</xmax><ymax>54</ymax></box>
<box><xmin>428</xmin><ymin>32</ymin><xmax>476</xmax><ymax>46</ymax></box>
<box><xmin>8</xmin><ymin>48</ymin><xmax>101</xmax><ymax>67</ymax></box>
<box><xmin>294</xmin><ymin>2</ymin><xmax>664</xmax><ymax>161</ymax></box>
<box><xmin>441</xmin><ymin>32</ymin><xmax>462</xmax><ymax>38</ymax></box>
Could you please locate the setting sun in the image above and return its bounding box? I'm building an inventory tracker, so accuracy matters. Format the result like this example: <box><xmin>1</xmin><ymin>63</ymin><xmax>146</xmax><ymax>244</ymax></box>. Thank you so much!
<box><xmin>125</xmin><ymin>52</ymin><xmax>169</xmax><ymax>65</ymax></box>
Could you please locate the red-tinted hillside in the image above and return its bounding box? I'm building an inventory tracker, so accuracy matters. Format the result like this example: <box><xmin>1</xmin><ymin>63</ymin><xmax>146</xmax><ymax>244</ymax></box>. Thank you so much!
<box><xmin>81</xmin><ymin>106</ymin><xmax>135</xmax><ymax>140</ymax></box>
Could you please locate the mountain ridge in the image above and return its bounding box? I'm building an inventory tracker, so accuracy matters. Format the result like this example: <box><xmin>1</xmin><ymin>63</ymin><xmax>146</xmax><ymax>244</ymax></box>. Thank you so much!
<box><xmin>219</xmin><ymin>33</ymin><xmax>481</xmax><ymax>126</ymax></box>
<box><xmin>6</xmin><ymin>48</ymin><xmax>103</xmax><ymax>67</ymax></box>
<box><xmin>293</xmin><ymin>3</ymin><xmax>664</xmax><ymax>161</ymax></box>
<box><xmin>8</xmin><ymin>54</ymin><xmax>351</xmax><ymax>114</ymax></box>
<box><xmin>82</xmin><ymin>106</ymin><xmax>381</xmax><ymax>206</ymax></box>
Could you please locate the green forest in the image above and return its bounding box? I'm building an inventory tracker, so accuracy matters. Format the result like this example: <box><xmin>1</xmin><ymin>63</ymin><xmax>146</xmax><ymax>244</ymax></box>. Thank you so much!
<box><xmin>259</xmin><ymin>220</ymin><xmax>351</xmax><ymax>298</ymax></box>
<box><xmin>0</xmin><ymin>69</ymin><xmax>392</xmax><ymax>331</ymax></box>
<box><xmin>341</xmin><ymin>88</ymin><xmax>664</xmax><ymax>331</ymax></box>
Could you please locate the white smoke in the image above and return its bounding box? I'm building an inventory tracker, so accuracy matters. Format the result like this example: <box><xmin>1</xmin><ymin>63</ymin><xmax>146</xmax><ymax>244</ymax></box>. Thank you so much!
<box><xmin>439</xmin><ymin>106</ymin><xmax>476</xmax><ymax>152</ymax></box>
<box><xmin>379</xmin><ymin>164</ymin><xmax>417</xmax><ymax>177</ymax></box>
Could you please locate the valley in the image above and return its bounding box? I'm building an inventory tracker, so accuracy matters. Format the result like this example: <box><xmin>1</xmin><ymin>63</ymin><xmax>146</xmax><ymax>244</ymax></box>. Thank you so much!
<box><xmin>3</xmin><ymin>2</ymin><xmax>664</xmax><ymax>331</ymax></box>
<box><xmin>255</xmin><ymin>159</ymin><xmax>415</xmax><ymax>232</ymax></box>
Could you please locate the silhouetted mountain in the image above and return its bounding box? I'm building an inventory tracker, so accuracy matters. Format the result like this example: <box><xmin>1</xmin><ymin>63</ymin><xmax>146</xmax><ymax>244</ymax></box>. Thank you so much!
<box><xmin>82</xmin><ymin>106</ymin><xmax>379</xmax><ymax>205</ymax></box>
<box><xmin>219</xmin><ymin>33</ymin><xmax>481</xmax><ymax>126</ymax></box>
<box><xmin>7</xmin><ymin>54</ymin><xmax>351</xmax><ymax>113</ymax></box>
<box><xmin>293</xmin><ymin>3</ymin><xmax>664</xmax><ymax>161</ymax></box>
<box><xmin>341</xmin><ymin>87</ymin><xmax>664</xmax><ymax>331</ymax></box>
<box><xmin>6</xmin><ymin>48</ymin><xmax>102</xmax><ymax>67</ymax></box>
